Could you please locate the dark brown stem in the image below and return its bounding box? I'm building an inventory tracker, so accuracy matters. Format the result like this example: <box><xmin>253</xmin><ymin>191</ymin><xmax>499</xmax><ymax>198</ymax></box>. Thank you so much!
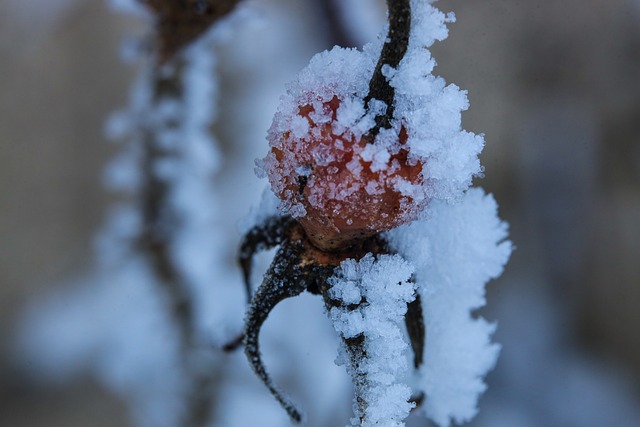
<box><xmin>142</xmin><ymin>0</ymin><xmax>241</xmax><ymax>62</ymax></box>
<box><xmin>365</xmin><ymin>0</ymin><xmax>411</xmax><ymax>136</ymax></box>
<box><xmin>142</xmin><ymin>64</ymin><xmax>193</xmax><ymax>346</ymax></box>
<box><xmin>320</xmin><ymin>286</ymin><xmax>370</xmax><ymax>424</ymax></box>
<box><xmin>139</xmin><ymin>63</ymin><xmax>217</xmax><ymax>427</ymax></box>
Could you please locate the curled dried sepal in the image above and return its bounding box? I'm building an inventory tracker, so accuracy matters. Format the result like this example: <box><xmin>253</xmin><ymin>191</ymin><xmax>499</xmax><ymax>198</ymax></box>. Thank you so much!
<box><xmin>243</xmin><ymin>242</ymin><xmax>309</xmax><ymax>423</ymax></box>
<box><xmin>238</xmin><ymin>215</ymin><xmax>297</xmax><ymax>303</ymax></box>
<box><xmin>236</xmin><ymin>216</ymin><xmax>425</xmax><ymax>424</ymax></box>
<box><xmin>241</xmin><ymin>219</ymin><xmax>336</xmax><ymax>423</ymax></box>
<box><xmin>141</xmin><ymin>0</ymin><xmax>240</xmax><ymax>62</ymax></box>
<box><xmin>406</xmin><ymin>292</ymin><xmax>425</xmax><ymax>369</ymax></box>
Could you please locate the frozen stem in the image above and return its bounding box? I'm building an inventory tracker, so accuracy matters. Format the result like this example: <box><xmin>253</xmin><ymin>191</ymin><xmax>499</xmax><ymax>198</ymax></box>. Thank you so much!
<box><xmin>335</xmin><ymin>311</ymin><xmax>371</xmax><ymax>423</ymax></box>
<box><xmin>141</xmin><ymin>64</ymin><xmax>194</xmax><ymax>347</ymax></box>
<box><xmin>365</xmin><ymin>0</ymin><xmax>411</xmax><ymax>136</ymax></box>
<box><xmin>140</xmin><ymin>62</ymin><xmax>218</xmax><ymax>427</ymax></box>
<box><xmin>320</xmin><ymin>252</ymin><xmax>419</xmax><ymax>426</ymax></box>
<box><xmin>135</xmin><ymin>7</ymin><xmax>231</xmax><ymax>422</ymax></box>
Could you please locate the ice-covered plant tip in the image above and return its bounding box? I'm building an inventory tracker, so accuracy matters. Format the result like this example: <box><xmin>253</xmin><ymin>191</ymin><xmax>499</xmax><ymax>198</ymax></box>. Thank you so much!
<box><xmin>228</xmin><ymin>1</ymin><xmax>512</xmax><ymax>426</ymax></box>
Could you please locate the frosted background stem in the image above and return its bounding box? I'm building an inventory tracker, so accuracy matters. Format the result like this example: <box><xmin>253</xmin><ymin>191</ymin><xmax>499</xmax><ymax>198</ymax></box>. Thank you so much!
<box><xmin>140</xmin><ymin>59</ymin><xmax>217</xmax><ymax>427</ymax></box>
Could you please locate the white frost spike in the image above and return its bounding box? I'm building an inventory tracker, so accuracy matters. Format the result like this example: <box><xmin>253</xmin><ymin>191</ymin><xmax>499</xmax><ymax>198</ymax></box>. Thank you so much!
<box><xmin>387</xmin><ymin>188</ymin><xmax>512</xmax><ymax>427</ymax></box>
<box><xmin>329</xmin><ymin>254</ymin><xmax>416</xmax><ymax>427</ymax></box>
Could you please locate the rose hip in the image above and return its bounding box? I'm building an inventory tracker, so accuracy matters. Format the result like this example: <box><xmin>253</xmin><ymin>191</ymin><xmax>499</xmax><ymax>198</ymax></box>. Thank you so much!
<box><xmin>263</xmin><ymin>95</ymin><xmax>425</xmax><ymax>251</ymax></box>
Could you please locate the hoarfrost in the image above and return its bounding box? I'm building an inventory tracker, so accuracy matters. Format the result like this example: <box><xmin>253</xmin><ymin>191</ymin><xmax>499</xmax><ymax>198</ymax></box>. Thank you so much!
<box><xmin>320</xmin><ymin>189</ymin><xmax>511</xmax><ymax>427</ymax></box>
<box><xmin>387</xmin><ymin>188</ymin><xmax>512</xmax><ymax>427</ymax></box>
<box><xmin>329</xmin><ymin>254</ymin><xmax>416</xmax><ymax>427</ymax></box>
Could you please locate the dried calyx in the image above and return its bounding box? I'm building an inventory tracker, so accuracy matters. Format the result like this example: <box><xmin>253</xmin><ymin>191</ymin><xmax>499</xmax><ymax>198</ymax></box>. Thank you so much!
<box><xmin>236</xmin><ymin>215</ymin><xmax>426</xmax><ymax>423</ymax></box>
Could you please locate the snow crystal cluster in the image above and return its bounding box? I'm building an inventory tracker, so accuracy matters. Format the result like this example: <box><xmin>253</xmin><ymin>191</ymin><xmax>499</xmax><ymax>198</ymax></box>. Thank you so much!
<box><xmin>387</xmin><ymin>189</ymin><xmax>512</xmax><ymax>426</ymax></box>
<box><xmin>328</xmin><ymin>254</ymin><xmax>416</xmax><ymax>427</ymax></box>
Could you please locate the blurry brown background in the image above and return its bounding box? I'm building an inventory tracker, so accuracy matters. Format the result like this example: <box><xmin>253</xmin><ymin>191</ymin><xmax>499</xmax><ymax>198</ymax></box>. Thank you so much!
<box><xmin>1</xmin><ymin>0</ymin><xmax>639</xmax><ymax>425</ymax></box>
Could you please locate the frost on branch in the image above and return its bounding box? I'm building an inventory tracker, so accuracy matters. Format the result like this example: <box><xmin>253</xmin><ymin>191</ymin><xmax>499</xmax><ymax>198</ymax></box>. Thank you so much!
<box><xmin>327</xmin><ymin>254</ymin><xmax>416</xmax><ymax>427</ymax></box>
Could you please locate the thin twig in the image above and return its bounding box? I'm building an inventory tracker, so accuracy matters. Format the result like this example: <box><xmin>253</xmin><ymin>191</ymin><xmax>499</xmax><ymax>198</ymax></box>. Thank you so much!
<box><xmin>365</xmin><ymin>0</ymin><xmax>411</xmax><ymax>136</ymax></box>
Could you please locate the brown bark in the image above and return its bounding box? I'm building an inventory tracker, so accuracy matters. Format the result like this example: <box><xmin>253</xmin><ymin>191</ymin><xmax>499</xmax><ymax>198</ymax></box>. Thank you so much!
<box><xmin>142</xmin><ymin>0</ymin><xmax>241</xmax><ymax>62</ymax></box>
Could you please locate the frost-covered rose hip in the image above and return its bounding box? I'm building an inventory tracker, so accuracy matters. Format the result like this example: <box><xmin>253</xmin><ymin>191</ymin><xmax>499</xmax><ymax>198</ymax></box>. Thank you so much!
<box><xmin>261</xmin><ymin>94</ymin><xmax>426</xmax><ymax>251</ymax></box>
<box><xmin>239</xmin><ymin>3</ymin><xmax>495</xmax><ymax>422</ymax></box>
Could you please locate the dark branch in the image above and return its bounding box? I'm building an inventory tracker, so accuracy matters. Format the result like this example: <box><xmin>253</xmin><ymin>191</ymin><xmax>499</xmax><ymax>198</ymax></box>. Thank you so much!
<box><xmin>243</xmin><ymin>242</ymin><xmax>309</xmax><ymax>424</ymax></box>
<box><xmin>141</xmin><ymin>0</ymin><xmax>241</xmax><ymax>63</ymax></box>
<box><xmin>141</xmin><ymin>64</ymin><xmax>193</xmax><ymax>344</ymax></box>
<box><xmin>365</xmin><ymin>0</ymin><xmax>411</xmax><ymax>136</ymax></box>
<box><xmin>139</xmin><ymin>62</ymin><xmax>218</xmax><ymax>427</ymax></box>
<box><xmin>238</xmin><ymin>215</ymin><xmax>296</xmax><ymax>303</ymax></box>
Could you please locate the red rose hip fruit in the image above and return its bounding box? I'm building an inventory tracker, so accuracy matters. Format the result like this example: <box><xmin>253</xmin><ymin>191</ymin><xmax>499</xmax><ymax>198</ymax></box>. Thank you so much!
<box><xmin>261</xmin><ymin>94</ymin><xmax>426</xmax><ymax>251</ymax></box>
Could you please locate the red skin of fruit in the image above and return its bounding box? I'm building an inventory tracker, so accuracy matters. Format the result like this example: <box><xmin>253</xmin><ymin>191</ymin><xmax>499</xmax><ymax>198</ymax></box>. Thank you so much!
<box><xmin>265</xmin><ymin>95</ymin><xmax>425</xmax><ymax>251</ymax></box>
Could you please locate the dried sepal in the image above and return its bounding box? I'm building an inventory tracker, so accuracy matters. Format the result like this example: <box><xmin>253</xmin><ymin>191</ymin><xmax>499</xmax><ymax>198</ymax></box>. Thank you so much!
<box><xmin>239</xmin><ymin>215</ymin><xmax>296</xmax><ymax>302</ymax></box>
<box><xmin>236</xmin><ymin>216</ymin><xmax>425</xmax><ymax>425</ymax></box>
<box><xmin>405</xmin><ymin>291</ymin><xmax>425</xmax><ymax>369</ymax></box>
